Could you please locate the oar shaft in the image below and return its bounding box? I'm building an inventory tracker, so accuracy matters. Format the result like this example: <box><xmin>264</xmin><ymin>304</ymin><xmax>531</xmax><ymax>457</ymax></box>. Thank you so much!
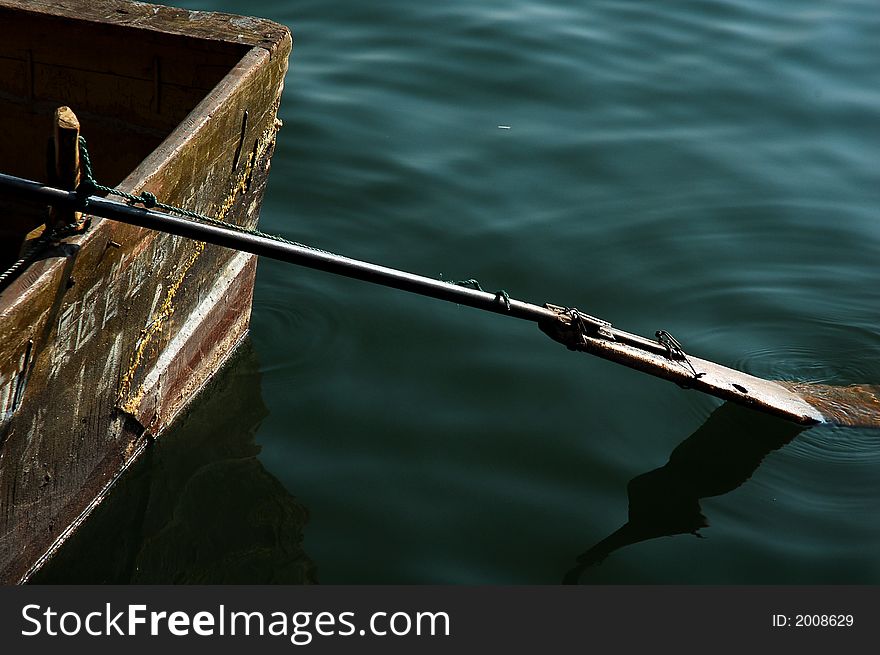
<box><xmin>0</xmin><ymin>171</ymin><xmax>836</xmax><ymax>426</ymax></box>
<box><xmin>0</xmin><ymin>172</ymin><xmax>557</xmax><ymax>323</ymax></box>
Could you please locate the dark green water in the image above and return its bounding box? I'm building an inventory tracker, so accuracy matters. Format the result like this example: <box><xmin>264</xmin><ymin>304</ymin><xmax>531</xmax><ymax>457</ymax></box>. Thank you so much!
<box><xmin>40</xmin><ymin>0</ymin><xmax>880</xmax><ymax>584</ymax></box>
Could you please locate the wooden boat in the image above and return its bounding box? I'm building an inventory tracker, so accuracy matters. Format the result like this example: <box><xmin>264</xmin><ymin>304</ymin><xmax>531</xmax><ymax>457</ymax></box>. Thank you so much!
<box><xmin>0</xmin><ymin>0</ymin><xmax>291</xmax><ymax>583</ymax></box>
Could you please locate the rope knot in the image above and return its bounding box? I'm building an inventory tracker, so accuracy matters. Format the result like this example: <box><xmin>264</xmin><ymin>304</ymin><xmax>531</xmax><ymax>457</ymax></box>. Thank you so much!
<box><xmin>75</xmin><ymin>178</ymin><xmax>97</xmax><ymax>206</ymax></box>
<box><xmin>139</xmin><ymin>191</ymin><xmax>158</xmax><ymax>208</ymax></box>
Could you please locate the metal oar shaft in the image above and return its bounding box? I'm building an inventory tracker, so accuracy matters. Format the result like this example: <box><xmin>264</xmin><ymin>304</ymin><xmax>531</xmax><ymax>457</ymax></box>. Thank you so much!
<box><xmin>0</xmin><ymin>173</ymin><xmax>557</xmax><ymax>323</ymax></box>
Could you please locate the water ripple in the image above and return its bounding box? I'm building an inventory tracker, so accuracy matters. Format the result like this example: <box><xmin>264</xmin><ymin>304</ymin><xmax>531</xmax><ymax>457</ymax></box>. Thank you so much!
<box><xmin>251</xmin><ymin>291</ymin><xmax>343</xmax><ymax>378</ymax></box>
<box><xmin>785</xmin><ymin>426</ymin><xmax>880</xmax><ymax>466</ymax></box>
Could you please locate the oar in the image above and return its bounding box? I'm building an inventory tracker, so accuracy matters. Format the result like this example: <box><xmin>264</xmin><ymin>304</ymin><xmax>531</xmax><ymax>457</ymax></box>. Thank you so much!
<box><xmin>2</xmin><ymin>171</ymin><xmax>878</xmax><ymax>428</ymax></box>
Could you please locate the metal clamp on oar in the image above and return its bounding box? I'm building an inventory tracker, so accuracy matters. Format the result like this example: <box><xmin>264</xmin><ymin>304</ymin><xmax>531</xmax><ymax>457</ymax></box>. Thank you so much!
<box><xmin>655</xmin><ymin>329</ymin><xmax>704</xmax><ymax>380</ymax></box>
<box><xmin>538</xmin><ymin>303</ymin><xmax>616</xmax><ymax>350</ymax></box>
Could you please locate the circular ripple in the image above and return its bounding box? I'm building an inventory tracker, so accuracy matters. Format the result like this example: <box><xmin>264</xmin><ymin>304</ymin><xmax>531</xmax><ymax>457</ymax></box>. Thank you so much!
<box><xmin>783</xmin><ymin>425</ymin><xmax>880</xmax><ymax>466</ymax></box>
<box><xmin>251</xmin><ymin>292</ymin><xmax>343</xmax><ymax>377</ymax></box>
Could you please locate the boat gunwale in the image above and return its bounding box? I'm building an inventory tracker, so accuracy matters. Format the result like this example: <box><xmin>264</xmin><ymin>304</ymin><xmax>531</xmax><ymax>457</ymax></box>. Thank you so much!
<box><xmin>0</xmin><ymin>0</ymin><xmax>291</xmax><ymax>57</ymax></box>
<box><xmin>0</xmin><ymin>0</ymin><xmax>292</xmax><ymax>315</ymax></box>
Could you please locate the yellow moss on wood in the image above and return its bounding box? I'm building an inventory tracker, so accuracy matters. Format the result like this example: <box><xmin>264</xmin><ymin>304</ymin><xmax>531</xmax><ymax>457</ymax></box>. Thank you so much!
<box><xmin>116</xmin><ymin>119</ymin><xmax>280</xmax><ymax>417</ymax></box>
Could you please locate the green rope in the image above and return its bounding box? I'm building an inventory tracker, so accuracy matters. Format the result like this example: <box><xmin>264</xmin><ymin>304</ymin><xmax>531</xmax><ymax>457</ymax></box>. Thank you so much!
<box><xmin>77</xmin><ymin>135</ymin><xmax>334</xmax><ymax>255</ymax></box>
<box><xmin>77</xmin><ymin>135</ymin><xmax>513</xmax><ymax>311</ymax></box>
<box><xmin>452</xmin><ymin>278</ymin><xmax>511</xmax><ymax>311</ymax></box>
<box><xmin>0</xmin><ymin>233</ymin><xmax>52</xmax><ymax>289</ymax></box>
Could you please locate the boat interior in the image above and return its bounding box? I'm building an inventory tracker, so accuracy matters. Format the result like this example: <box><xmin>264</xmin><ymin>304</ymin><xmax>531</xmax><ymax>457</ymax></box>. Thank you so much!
<box><xmin>0</xmin><ymin>6</ymin><xmax>250</xmax><ymax>272</ymax></box>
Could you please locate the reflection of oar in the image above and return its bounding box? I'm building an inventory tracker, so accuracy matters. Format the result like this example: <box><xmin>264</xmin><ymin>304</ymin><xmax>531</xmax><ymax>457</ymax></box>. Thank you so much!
<box><xmin>2</xmin><ymin>170</ymin><xmax>878</xmax><ymax>428</ymax></box>
<box><xmin>563</xmin><ymin>402</ymin><xmax>805</xmax><ymax>584</ymax></box>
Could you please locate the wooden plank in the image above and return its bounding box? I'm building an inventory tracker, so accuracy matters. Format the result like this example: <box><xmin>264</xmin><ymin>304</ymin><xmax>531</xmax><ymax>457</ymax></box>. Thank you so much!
<box><xmin>0</xmin><ymin>1</ymin><xmax>287</xmax><ymax>136</ymax></box>
<box><xmin>30</xmin><ymin>59</ymin><xmax>210</xmax><ymax>132</ymax></box>
<box><xmin>0</xmin><ymin>0</ymin><xmax>291</xmax><ymax>56</ymax></box>
<box><xmin>0</xmin><ymin>14</ymin><xmax>247</xmax><ymax>91</ymax></box>
<box><xmin>0</xmin><ymin>98</ymin><xmax>165</xmax><ymax>187</ymax></box>
<box><xmin>49</xmin><ymin>106</ymin><xmax>82</xmax><ymax>231</ymax></box>
<box><xmin>0</xmin><ymin>55</ymin><xmax>29</xmax><ymax>97</ymax></box>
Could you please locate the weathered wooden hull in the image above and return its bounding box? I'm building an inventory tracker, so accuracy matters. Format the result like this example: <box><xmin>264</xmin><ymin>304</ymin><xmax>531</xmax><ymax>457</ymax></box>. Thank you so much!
<box><xmin>28</xmin><ymin>339</ymin><xmax>316</xmax><ymax>585</ymax></box>
<box><xmin>0</xmin><ymin>0</ymin><xmax>291</xmax><ymax>583</ymax></box>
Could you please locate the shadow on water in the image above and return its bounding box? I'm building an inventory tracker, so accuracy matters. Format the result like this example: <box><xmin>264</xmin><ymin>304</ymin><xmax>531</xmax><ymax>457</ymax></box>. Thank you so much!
<box><xmin>31</xmin><ymin>338</ymin><xmax>316</xmax><ymax>584</ymax></box>
<box><xmin>564</xmin><ymin>402</ymin><xmax>806</xmax><ymax>584</ymax></box>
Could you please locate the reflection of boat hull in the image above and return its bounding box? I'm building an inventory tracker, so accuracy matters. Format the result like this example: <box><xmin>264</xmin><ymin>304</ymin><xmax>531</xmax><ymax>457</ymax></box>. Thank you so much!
<box><xmin>30</xmin><ymin>339</ymin><xmax>316</xmax><ymax>584</ymax></box>
<box><xmin>0</xmin><ymin>0</ymin><xmax>291</xmax><ymax>583</ymax></box>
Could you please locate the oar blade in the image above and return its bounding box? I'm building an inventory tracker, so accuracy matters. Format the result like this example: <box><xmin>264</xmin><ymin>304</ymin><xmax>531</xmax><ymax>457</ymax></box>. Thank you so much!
<box><xmin>540</xmin><ymin>307</ymin><xmax>827</xmax><ymax>426</ymax></box>
<box><xmin>776</xmin><ymin>382</ymin><xmax>880</xmax><ymax>429</ymax></box>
